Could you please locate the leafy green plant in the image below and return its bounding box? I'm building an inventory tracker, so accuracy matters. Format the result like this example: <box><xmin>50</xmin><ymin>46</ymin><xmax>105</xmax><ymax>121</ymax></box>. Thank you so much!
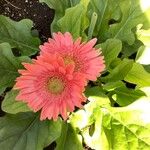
<box><xmin>0</xmin><ymin>0</ymin><xmax>150</xmax><ymax>149</ymax></box>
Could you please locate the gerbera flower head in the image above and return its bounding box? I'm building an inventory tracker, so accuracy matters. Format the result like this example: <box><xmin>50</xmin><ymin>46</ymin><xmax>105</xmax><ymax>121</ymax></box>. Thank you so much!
<box><xmin>14</xmin><ymin>53</ymin><xmax>87</xmax><ymax>121</ymax></box>
<box><xmin>40</xmin><ymin>32</ymin><xmax>105</xmax><ymax>81</ymax></box>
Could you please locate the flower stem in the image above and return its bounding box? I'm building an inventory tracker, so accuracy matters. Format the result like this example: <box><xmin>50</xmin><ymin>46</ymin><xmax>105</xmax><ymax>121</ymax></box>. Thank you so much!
<box><xmin>88</xmin><ymin>12</ymin><xmax>98</xmax><ymax>40</ymax></box>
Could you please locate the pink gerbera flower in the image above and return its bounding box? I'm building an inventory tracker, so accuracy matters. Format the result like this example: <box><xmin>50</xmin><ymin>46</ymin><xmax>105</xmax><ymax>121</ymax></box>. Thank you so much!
<box><xmin>40</xmin><ymin>32</ymin><xmax>105</xmax><ymax>81</ymax></box>
<box><xmin>14</xmin><ymin>53</ymin><xmax>86</xmax><ymax>121</ymax></box>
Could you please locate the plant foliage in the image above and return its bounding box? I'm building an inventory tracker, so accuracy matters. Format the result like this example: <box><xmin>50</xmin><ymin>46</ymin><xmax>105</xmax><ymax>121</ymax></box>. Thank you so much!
<box><xmin>0</xmin><ymin>0</ymin><xmax>150</xmax><ymax>149</ymax></box>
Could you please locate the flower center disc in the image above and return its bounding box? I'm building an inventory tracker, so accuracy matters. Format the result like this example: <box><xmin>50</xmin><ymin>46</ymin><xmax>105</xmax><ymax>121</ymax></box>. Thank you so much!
<box><xmin>64</xmin><ymin>55</ymin><xmax>75</xmax><ymax>65</ymax></box>
<box><xmin>63</xmin><ymin>55</ymin><xmax>81</xmax><ymax>71</ymax></box>
<box><xmin>47</xmin><ymin>77</ymin><xmax>65</xmax><ymax>94</ymax></box>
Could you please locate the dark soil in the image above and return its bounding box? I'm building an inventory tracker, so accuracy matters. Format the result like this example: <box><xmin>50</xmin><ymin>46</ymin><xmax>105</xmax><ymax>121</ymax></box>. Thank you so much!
<box><xmin>0</xmin><ymin>0</ymin><xmax>54</xmax><ymax>41</ymax></box>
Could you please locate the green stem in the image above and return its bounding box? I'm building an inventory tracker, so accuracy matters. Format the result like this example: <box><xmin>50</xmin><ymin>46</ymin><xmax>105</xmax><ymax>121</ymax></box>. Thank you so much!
<box><xmin>88</xmin><ymin>12</ymin><xmax>98</xmax><ymax>40</ymax></box>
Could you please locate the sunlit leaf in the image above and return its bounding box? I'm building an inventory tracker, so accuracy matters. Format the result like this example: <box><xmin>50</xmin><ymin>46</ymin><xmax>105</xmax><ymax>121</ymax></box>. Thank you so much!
<box><xmin>82</xmin><ymin>108</ymin><xmax>109</xmax><ymax>150</ymax></box>
<box><xmin>103</xmin><ymin>81</ymin><xmax>125</xmax><ymax>91</ymax></box>
<box><xmin>103</xmin><ymin>98</ymin><xmax>150</xmax><ymax>149</ymax></box>
<box><xmin>112</xmin><ymin>86</ymin><xmax>146</xmax><ymax>106</ymax></box>
<box><xmin>125</xmin><ymin>62</ymin><xmax>150</xmax><ymax>87</ymax></box>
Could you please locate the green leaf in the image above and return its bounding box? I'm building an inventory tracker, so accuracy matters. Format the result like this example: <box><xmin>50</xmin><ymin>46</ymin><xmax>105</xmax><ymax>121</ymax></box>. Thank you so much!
<box><xmin>103</xmin><ymin>98</ymin><xmax>150</xmax><ymax>149</ymax></box>
<box><xmin>103</xmin><ymin>81</ymin><xmax>125</xmax><ymax>91</ymax></box>
<box><xmin>39</xmin><ymin>0</ymin><xmax>70</xmax><ymax>32</ymax></box>
<box><xmin>108</xmin><ymin>0</ymin><xmax>150</xmax><ymax>45</ymax></box>
<box><xmin>0</xmin><ymin>43</ymin><xmax>29</xmax><ymax>93</ymax></box>
<box><xmin>97</xmin><ymin>39</ymin><xmax>122</xmax><ymax>68</ymax></box>
<box><xmin>102</xmin><ymin>59</ymin><xmax>134</xmax><ymax>82</ymax></box>
<box><xmin>69</xmin><ymin>0</ymin><xmax>80</xmax><ymax>6</ymax></box>
<box><xmin>0</xmin><ymin>112</ymin><xmax>62</xmax><ymax>150</ymax></box>
<box><xmin>85</xmin><ymin>86</ymin><xmax>110</xmax><ymax>107</ymax></box>
<box><xmin>122</xmin><ymin>39</ymin><xmax>143</xmax><ymax>57</ymax></box>
<box><xmin>55</xmin><ymin>122</ymin><xmax>83</xmax><ymax>150</ymax></box>
<box><xmin>0</xmin><ymin>15</ymin><xmax>40</xmax><ymax>56</ymax></box>
<box><xmin>112</xmin><ymin>86</ymin><xmax>146</xmax><ymax>106</ymax></box>
<box><xmin>72</xmin><ymin>88</ymin><xmax>150</xmax><ymax>149</ymax></box>
<box><xmin>89</xmin><ymin>0</ymin><xmax>121</xmax><ymax>41</ymax></box>
<box><xmin>57</xmin><ymin>0</ymin><xmax>90</xmax><ymax>39</ymax></box>
<box><xmin>2</xmin><ymin>90</ymin><xmax>31</xmax><ymax>114</ymax></box>
<box><xmin>125</xmin><ymin>62</ymin><xmax>150</xmax><ymax>87</ymax></box>
<box><xmin>144</xmin><ymin>65</ymin><xmax>150</xmax><ymax>73</ymax></box>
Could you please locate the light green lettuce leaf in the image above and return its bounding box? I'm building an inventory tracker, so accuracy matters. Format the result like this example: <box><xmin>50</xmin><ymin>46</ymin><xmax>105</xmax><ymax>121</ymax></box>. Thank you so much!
<box><xmin>125</xmin><ymin>62</ymin><xmax>150</xmax><ymax>87</ymax></box>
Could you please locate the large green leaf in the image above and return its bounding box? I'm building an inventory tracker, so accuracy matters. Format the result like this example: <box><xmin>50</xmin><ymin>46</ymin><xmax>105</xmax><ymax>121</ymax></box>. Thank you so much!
<box><xmin>103</xmin><ymin>98</ymin><xmax>150</xmax><ymax>150</ymax></box>
<box><xmin>55</xmin><ymin>122</ymin><xmax>83</xmax><ymax>150</ymax></box>
<box><xmin>71</xmin><ymin>87</ymin><xmax>150</xmax><ymax>149</ymax></box>
<box><xmin>57</xmin><ymin>0</ymin><xmax>90</xmax><ymax>39</ymax></box>
<box><xmin>0</xmin><ymin>112</ymin><xmax>62</xmax><ymax>150</ymax></box>
<box><xmin>39</xmin><ymin>0</ymin><xmax>70</xmax><ymax>32</ymax></box>
<box><xmin>108</xmin><ymin>0</ymin><xmax>150</xmax><ymax>45</ymax></box>
<box><xmin>2</xmin><ymin>90</ymin><xmax>30</xmax><ymax>114</ymax></box>
<box><xmin>97</xmin><ymin>39</ymin><xmax>122</xmax><ymax>68</ymax></box>
<box><xmin>125</xmin><ymin>62</ymin><xmax>150</xmax><ymax>87</ymax></box>
<box><xmin>0</xmin><ymin>43</ymin><xmax>29</xmax><ymax>93</ymax></box>
<box><xmin>0</xmin><ymin>15</ymin><xmax>40</xmax><ymax>56</ymax></box>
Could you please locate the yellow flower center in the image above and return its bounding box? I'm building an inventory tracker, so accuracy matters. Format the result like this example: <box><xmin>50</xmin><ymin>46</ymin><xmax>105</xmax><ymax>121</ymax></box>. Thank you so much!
<box><xmin>47</xmin><ymin>77</ymin><xmax>65</xmax><ymax>94</ymax></box>
<box><xmin>64</xmin><ymin>55</ymin><xmax>75</xmax><ymax>65</ymax></box>
<box><xmin>63</xmin><ymin>55</ymin><xmax>81</xmax><ymax>71</ymax></box>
